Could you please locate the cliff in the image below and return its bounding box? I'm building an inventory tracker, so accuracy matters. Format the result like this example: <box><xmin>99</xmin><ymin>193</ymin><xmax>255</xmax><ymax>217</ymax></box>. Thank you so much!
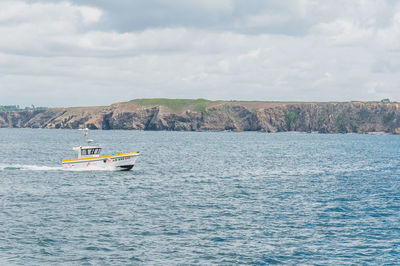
<box><xmin>1</xmin><ymin>100</ymin><xmax>400</xmax><ymax>134</ymax></box>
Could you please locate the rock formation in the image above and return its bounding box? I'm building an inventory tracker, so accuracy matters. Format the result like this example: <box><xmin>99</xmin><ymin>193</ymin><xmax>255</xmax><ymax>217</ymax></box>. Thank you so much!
<box><xmin>1</xmin><ymin>100</ymin><xmax>400</xmax><ymax>134</ymax></box>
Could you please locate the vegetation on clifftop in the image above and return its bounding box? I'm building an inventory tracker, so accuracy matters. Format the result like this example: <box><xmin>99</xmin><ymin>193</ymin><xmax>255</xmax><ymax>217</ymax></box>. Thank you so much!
<box><xmin>0</xmin><ymin>105</ymin><xmax>48</xmax><ymax>112</ymax></box>
<box><xmin>129</xmin><ymin>98</ymin><xmax>214</xmax><ymax>112</ymax></box>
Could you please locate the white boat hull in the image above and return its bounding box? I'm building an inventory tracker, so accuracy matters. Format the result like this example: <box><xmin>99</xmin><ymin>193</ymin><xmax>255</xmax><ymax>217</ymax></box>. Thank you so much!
<box><xmin>62</xmin><ymin>152</ymin><xmax>139</xmax><ymax>171</ymax></box>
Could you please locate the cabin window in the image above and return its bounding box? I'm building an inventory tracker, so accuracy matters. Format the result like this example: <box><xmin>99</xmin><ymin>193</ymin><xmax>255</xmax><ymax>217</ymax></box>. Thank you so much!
<box><xmin>81</xmin><ymin>148</ymin><xmax>101</xmax><ymax>155</ymax></box>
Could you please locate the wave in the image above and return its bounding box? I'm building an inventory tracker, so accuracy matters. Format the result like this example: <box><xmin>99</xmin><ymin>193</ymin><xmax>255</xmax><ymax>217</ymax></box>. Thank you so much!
<box><xmin>0</xmin><ymin>164</ymin><xmax>62</xmax><ymax>171</ymax></box>
<box><xmin>0</xmin><ymin>164</ymin><xmax>118</xmax><ymax>171</ymax></box>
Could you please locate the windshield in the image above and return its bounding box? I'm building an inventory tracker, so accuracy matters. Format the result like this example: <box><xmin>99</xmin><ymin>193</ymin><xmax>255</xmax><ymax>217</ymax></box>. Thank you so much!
<box><xmin>82</xmin><ymin>148</ymin><xmax>101</xmax><ymax>155</ymax></box>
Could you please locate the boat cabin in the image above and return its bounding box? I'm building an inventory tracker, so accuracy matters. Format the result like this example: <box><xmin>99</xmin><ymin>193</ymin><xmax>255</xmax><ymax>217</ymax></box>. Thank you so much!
<box><xmin>73</xmin><ymin>146</ymin><xmax>102</xmax><ymax>159</ymax></box>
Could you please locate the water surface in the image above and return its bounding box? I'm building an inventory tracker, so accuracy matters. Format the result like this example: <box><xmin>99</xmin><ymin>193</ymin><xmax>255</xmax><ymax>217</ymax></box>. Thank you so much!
<box><xmin>0</xmin><ymin>129</ymin><xmax>399</xmax><ymax>264</ymax></box>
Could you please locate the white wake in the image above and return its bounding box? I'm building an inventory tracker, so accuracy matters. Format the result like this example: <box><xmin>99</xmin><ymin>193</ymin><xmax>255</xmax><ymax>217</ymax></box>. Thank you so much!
<box><xmin>0</xmin><ymin>164</ymin><xmax>119</xmax><ymax>171</ymax></box>
<box><xmin>0</xmin><ymin>164</ymin><xmax>62</xmax><ymax>171</ymax></box>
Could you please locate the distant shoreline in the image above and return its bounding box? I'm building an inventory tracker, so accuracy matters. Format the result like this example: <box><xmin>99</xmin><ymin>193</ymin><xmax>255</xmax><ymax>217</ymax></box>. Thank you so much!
<box><xmin>1</xmin><ymin>99</ymin><xmax>400</xmax><ymax>134</ymax></box>
<box><xmin>0</xmin><ymin>128</ymin><xmax>396</xmax><ymax>137</ymax></box>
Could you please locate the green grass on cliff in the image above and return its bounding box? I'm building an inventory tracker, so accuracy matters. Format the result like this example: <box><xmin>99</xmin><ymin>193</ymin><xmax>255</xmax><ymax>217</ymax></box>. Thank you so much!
<box><xmin>0</xmin><ymin>105</ymin><xmax>48</xmax><ymax>112</ymax></box>
<box><xmin>129</xmin><ymin>98</ymin><xmax>215</xmax><ymax>112</ymax></box>
<box><xmin>284</xmin><ymin>110</ymin><xmax>298</xmax><ymax>131</ymax></box>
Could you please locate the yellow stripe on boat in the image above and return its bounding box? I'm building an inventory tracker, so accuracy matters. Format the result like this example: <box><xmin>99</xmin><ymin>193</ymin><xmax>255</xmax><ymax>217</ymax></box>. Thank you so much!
<box><xmin>62</xmin><ymin>152</ymin><xmax>139</xmax><ymax>163</ymax></box>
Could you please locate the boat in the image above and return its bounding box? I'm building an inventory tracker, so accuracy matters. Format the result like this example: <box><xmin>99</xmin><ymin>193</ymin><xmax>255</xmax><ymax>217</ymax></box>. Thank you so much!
<box><xmin>62</xmin><ymin>128</ymin><xmax>139</xmax><ymax>171</ymax></box>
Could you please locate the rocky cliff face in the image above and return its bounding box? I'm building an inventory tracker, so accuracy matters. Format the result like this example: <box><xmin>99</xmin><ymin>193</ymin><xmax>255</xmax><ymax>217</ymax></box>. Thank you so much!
<box><xmin>1</xmin><ymin>101</ymin><xmax>400</xmax><ymax>134</ymax></box>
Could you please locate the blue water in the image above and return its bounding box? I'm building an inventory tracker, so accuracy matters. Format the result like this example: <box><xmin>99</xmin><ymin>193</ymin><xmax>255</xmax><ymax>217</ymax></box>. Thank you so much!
<box><xmin>0</xmin><ymin>129</ymin><xmax>399</xmax><ymax>264</ymax></box>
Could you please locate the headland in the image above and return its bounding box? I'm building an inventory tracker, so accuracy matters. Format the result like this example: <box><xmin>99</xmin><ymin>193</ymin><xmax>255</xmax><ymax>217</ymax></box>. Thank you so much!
<box><xmin>1</xmin><ymin>99</ymin><xmax>400</xmax><ymax>134</ymax></box>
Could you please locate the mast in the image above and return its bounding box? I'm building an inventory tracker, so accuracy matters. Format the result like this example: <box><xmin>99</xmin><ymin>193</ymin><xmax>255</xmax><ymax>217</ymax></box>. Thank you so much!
<box><xmin>83</xmin><ymin>128</ymin><xmax>89</xmax><ymax>145</ymax></box>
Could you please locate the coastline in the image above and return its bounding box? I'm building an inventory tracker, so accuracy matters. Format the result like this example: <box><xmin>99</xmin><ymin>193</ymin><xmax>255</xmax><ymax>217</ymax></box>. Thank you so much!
<box><xmin>1</xmin><ymin>100</ymin><xmax>400</xmax><ymax>134</ymax></box>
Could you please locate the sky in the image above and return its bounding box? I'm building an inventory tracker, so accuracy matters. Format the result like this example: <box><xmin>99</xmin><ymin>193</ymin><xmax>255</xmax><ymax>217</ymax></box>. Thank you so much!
<box><xmin>1</xmin><ymin>0</ymin><xmax>400</xmax><ymax>107</ymax></box>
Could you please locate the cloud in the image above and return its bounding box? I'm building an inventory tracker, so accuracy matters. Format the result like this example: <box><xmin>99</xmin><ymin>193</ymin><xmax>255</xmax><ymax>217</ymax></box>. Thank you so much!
<box><xmin>1</xmin><ymin>0</ymin><xmax>400</xmax><ymax>106</ymax></box>
<box><xmin>0</xmin><ymin>1</ymin><xmax>103</xmax><ymax>56</ymax></box>
<box><xmin>0</xmin><ymin>1</ymin><xmax>101</xmax><ymax>26</ymax></box>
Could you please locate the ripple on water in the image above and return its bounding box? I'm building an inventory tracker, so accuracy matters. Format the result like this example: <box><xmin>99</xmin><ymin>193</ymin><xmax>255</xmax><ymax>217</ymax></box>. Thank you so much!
<box><xmin>0</xmin><ymin>130</ymin><xmax>399</xmax><ymax>264</ymax></box>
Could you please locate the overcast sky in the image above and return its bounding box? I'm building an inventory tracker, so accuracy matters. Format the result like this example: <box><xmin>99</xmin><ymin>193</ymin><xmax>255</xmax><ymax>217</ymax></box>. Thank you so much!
<box><xmin>1</xmin><ymin>0</ymin><xmax>400</xmax><ymax>107</ymax></box>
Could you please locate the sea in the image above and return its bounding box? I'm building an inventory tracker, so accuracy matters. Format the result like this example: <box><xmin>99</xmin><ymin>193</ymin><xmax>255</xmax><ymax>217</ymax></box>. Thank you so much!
<box><xmin>0</xmin><ymin>128</ymin><xmax>399</xmax><ymax>265</ymax></box>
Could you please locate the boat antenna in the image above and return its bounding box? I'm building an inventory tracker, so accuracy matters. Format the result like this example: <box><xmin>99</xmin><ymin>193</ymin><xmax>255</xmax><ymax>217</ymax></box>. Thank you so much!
<box><xmin>83</xmin><ymin>128</ymin><xmax>89</xmax><ymax>145</ymax></box>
